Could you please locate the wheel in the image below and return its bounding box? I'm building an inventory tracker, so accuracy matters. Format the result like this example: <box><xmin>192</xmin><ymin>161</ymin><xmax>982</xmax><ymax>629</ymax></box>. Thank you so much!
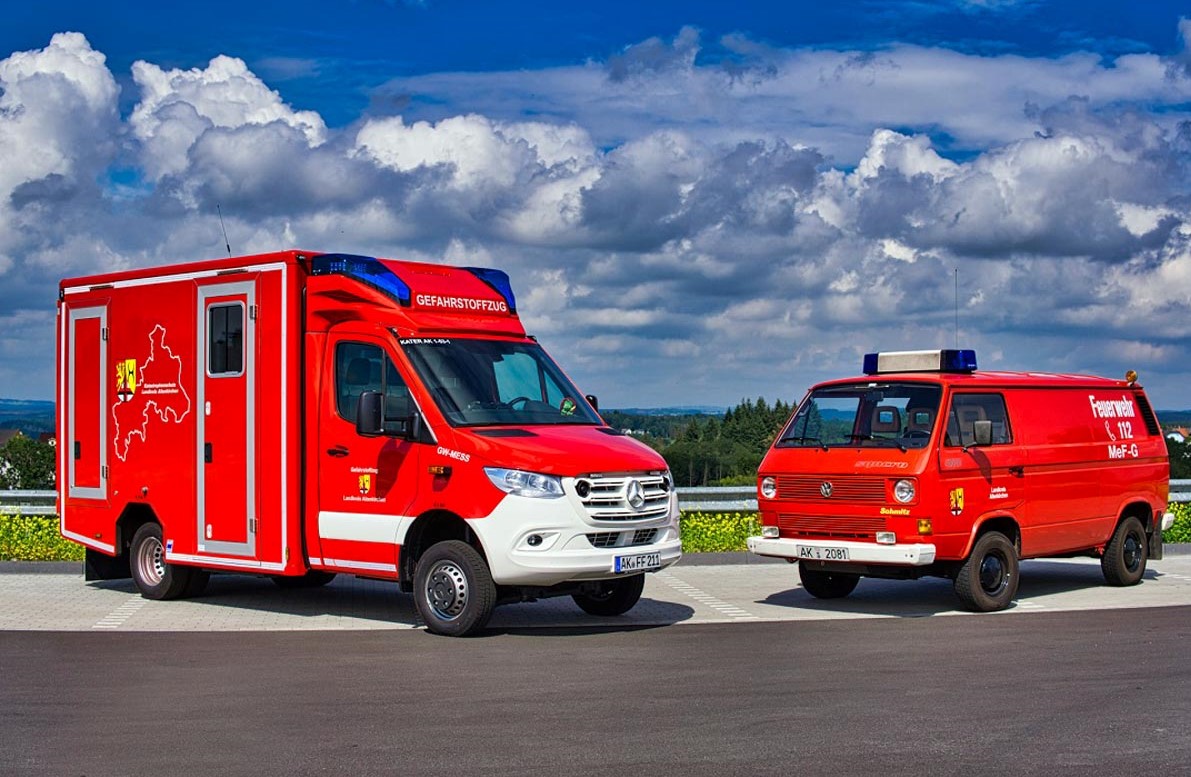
<box><xmin>798</xmin><ymin>565</ymin><xmax>860</xmax><ymax>599</ymax></box>
<box><xmin>271</xmin><ymin>571</ymin><xmax>337</xmax><ymax>589</ymax></box>
<box><xmin>1101</xmin><ymin>516</ymin><xmax>1147</xmax><ymax>586</ymax></box>
<box><xmin>129</xmin><ymin>523</ymin><xmax>191</xmax><ymax>600</ymax></box>
<box><xmin>953</xmin><ymin>531</ymin><xmax>1018</xmax><ymax>612</ymax></box>
<box><xmin>413</xmin><ymin>540</ymin><xmax>497</xmax><ymax>637</ymax></box>
<box><xmin>572</xmin><ymin>574</ymin><xmax>645</xmax><ymax>616</ymax></box>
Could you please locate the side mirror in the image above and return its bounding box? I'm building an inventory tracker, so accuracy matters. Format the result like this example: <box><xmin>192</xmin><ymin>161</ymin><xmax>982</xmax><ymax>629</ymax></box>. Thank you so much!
<box><xmin>356</xmin><ymin>391</ymin><xmax>384</xmax><ymax>437</ymax></box>
<box><xmin>972</xmin><ymin>419</ymin><xmax>993</xmax><ymax>447</ymax></box>
<box><xmin>585</xmin><ymin>394</ymin><xmax>599</xmax><ymax>412</ymax></box>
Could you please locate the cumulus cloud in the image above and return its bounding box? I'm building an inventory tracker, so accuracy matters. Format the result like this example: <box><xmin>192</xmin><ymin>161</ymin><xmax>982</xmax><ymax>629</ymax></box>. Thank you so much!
<box><xmin>2</xmin><ymin>27</ymin><xmax>1190</xmax><ymax>408</ymax></box>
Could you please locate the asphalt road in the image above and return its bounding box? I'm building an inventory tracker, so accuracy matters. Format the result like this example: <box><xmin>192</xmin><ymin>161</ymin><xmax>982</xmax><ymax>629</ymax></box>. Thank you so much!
<box><xmin>3</xmin><ymin>607</ymin><xmax>1190</xmax><ymax>775</ymax></box>
<box><xmin>4</xmin><ymin>555</ymin><xmax>1191</xmax><ymax>775</ymax></box>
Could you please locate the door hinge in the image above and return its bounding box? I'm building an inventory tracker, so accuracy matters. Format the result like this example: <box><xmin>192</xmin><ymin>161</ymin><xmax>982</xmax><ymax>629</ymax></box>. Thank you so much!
<box><xmin>101</xmin><ymin>327</ymin><xmax>109</xmax><ymax>341</ymax></box>
<box><xmin>249</xmin><ymin>518</ymin><xmax>258</xmax><ymax>533</ymax></box>
<box><xmin>249</xmin><ymin>304</ymin><xmax>258</xmax><ymax>320</ymax></box>
<box><xmin>101</xmin><ymin>465</ymin><xmax>109</xmax><ymax>479</ymax></box>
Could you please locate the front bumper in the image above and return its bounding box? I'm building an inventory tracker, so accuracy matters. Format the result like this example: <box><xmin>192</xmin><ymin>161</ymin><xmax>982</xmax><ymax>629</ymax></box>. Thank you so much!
<box><xmin>475</xmin><ymin>491</ymin><xmax>683</xmax><ymax>586</ymax></box>
<box><xmin>746</xmin><ymin>536</ymin><xmax>937</xmax><ymax>566</ymax></box>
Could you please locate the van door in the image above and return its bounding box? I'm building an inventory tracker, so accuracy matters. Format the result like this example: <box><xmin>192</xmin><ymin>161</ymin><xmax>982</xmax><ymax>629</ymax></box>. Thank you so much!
<box><xmin>314</xmin><ymin>333</ymin><xmax>424</xmax><ymax>577</ymax></box>
<box><xmin>66</xmin><ymin>305</ymin><xmax>107</xmax><ymax>500</ymax></box>
<box><xmin>197</xmin><ymin>281</ymin><xmax>256</xmax><ymax>558</ymax></box>
<box><xmin>937</xmin><ymin>392</ymin><xmax>1024</xmax><ymax>553</ymax></box>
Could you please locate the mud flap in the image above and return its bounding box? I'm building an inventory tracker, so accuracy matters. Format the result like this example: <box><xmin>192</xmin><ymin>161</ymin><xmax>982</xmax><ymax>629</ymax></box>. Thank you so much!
<box><xmin>1148</xmin><ymin>530</ymin><xmax>1164</xmax><ymax>561</ymax></box>
<box><xmin>85</xmin><ymin>547</ymin><xmax>131</xmax><ymax>581</ymax></box>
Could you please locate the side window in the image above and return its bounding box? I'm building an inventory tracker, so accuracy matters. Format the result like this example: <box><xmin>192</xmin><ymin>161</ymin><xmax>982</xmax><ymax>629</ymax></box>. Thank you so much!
<box><xmin>208</xmin><ymin>304</ymin><xmax>244</xmax><ymax>376</ymax></box>
<box><xmin>945</xmin><ymin>393</ymin><xmax>1011</xmax><ymax>447</ymax></box>
<box><xmin>335</xmin><ymin>342</ymin><xmax>411</xmax><ymax>432</ymax></box>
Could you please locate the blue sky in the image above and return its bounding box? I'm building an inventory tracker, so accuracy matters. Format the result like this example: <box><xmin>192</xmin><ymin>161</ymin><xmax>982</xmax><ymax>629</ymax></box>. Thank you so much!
<box><xmin>3</xmin><ymin>1</ymin><xmax>1191</xmax><ymax>408</ymax></box>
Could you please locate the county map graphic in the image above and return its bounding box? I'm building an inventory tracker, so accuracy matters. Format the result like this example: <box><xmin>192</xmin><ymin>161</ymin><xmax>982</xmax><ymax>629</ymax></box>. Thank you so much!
<box><xmin>112</xmin><ymin>325</ymin><xmax>191</xmax><ymax>461</ymax></box>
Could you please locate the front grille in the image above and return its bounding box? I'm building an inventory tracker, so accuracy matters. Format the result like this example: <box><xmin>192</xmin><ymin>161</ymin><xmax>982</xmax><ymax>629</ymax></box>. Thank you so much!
<box><xmin>586</xmin><ymin>528</ymin><xmax>659</xmax><ymax>548</ymax></box>
<box><xmin>776</xmin><ymin>476</ymin><xmax>886</xmax><ymax>502</ymax></box>
<box><xmin>778</xmin><ymin>514</ymin><xmax>887</xmax><ymax>540</ymax></box>
<box><xmin>575</xmin><ymin>473</ymin><xmax>670</xmax><ymax>522</ymax></box>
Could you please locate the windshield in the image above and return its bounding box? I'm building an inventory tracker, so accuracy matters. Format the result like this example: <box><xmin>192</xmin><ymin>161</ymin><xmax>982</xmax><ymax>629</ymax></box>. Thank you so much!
<box><xmin>400</xmin><ymin>337</ymin><xmax>603</xmax><ymax>427</ymax></box>
<box><xmin>777</xmin><ymin>382</ymin><xmax>942</xmax><ymax>450</ymax></box>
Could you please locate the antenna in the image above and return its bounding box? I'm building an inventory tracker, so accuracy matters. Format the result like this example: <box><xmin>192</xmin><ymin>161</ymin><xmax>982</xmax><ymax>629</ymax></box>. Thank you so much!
<box><xmin>953</xmin><ymin>267</ymin><xmax>959</xmax><ymax>348</ymax></box>
<box><xmin>217</xmin><ymin>204</ymin><xmax>232</xmax><ymax>256</ymax></box>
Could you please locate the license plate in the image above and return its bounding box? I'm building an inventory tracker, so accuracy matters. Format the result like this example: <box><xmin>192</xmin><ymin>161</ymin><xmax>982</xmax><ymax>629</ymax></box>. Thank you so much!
<box><xmin>614</xmin><ymin>552</ymin><xmax>661</xmax><ymax>573</ymax></box>
<box><xmin>796</xmin><ymin>545</ymin><xmax>850</xmax><ymax>561</ymax></box>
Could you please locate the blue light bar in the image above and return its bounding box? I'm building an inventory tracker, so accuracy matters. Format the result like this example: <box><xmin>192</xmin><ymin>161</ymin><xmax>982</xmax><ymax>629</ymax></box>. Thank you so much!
<box><xmin>310</xmin><ymin>253</ymin><xmax>412</xmax><ymax>306</ymax></box>
<box><xmin>465</xmin><ymin>267</ymin><xmax>517</xmax><ymax>313</ymax></box>
<box><xmin>863</xmin><ymin>349</ymin><xmax>977</xmax><ymax>375</ymax></box>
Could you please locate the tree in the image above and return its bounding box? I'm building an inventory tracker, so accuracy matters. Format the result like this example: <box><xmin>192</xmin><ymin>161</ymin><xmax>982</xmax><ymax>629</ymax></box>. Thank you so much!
<box><xmin>0</xmin><ymin>435</ymin><xmax>55</xmax><ymax>489</ymax></box>
<box><xmin>1169</xmin><ymin>437</ymin><xmax>1191</xmax><ymax>480</ymax></box>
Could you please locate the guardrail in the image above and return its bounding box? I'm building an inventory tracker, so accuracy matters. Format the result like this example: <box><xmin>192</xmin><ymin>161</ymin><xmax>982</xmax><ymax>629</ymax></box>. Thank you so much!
<box><xmin>2</xmin><ymin>481</ymin><xmax>1189</xmax><ymax>517</ymax></box>
<box><xmin>0</xmin><ymin>489</ymin><xmax>57</xmax><ymax>516</ymax></box>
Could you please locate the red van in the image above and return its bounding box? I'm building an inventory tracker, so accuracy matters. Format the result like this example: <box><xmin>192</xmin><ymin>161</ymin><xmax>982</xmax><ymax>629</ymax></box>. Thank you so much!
<box><xmin>58</xmin><ymin>250</ymin><xmax>681</xmax><ymax>635</ymax></box>
<box><xmin>747</xmin><ymin>349</ymin><xmax>1173</xmax><ymax>611</ymax></box>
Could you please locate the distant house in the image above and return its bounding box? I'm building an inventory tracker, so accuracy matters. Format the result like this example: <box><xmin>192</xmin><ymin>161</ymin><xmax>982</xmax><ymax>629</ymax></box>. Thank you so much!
<box><xmin>1168</xmin><ymin>427</ymin><xmax>1188</xmax><ymax>444</ymax></box>
<box><xmin>0</xmin><ymin>429</ymin><xmax>23</xmax><ymax>448</ymax></box>
<box><xmin>37</xmin><ymin>433</ymin><xmax>56</xmax><ymax>447</ymax></box>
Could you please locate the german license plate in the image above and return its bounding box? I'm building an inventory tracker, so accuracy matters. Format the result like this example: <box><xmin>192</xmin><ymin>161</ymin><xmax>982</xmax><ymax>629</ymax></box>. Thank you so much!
<box><xmin>614</xmin><ymin>552</ymin><xmax>661</xmax><ymax>573</ymax></box>
<box><xmin>796</xmin><ymin>545</ymin><xmax>850</xmax><ymax>561</ymax></box>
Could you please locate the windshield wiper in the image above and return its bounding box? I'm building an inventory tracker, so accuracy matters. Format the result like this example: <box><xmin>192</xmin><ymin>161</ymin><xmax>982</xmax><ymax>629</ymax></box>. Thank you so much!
<box><xmin>848</xmin><ymin>433</ymin><xmax>907</xmax><ymax>453</ymax></box>
<box><xmin>780</xmin><ymin>435</ymin><xmax>828</xmax><ymax>450</ymax></box>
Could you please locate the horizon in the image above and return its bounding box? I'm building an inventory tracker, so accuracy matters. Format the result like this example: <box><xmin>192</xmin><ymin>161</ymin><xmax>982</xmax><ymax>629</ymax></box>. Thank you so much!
<box><xmin>2</xmin><ymin>2</ymin><xmax>1190</xmax><ymax>408</ymax></box>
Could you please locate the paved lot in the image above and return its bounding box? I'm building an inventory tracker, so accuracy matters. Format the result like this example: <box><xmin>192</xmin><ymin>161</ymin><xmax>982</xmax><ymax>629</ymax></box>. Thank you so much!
<box><xmin>3</xmin><ymin>551</ymin><xmax>1190</xmax><ymax>632</ymax></box>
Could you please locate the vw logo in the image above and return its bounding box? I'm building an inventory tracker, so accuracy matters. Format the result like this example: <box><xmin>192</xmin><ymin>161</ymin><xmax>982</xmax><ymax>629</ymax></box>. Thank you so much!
<box><xmin>820</xmin><ymin>482</ymin><xmax>833</xmax><ymax>498</ymax></box>
<box><xmin>626</xmin><ymin>479</ymin><xmax>646</xmax><ymax>510</ymax></box>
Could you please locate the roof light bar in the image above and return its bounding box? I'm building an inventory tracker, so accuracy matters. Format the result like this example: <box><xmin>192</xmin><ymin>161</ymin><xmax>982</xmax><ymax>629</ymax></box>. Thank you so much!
<box><xmin>863</xmin><ymin>349</ymin><xmax>977</xmax><ymax>375</ymax></box>
<box><xmin>464</xmin><ymin>266</ymin><xmax>517</xmax><ymax>313</ymax></box>
<box><xmin>310</xmin><ymin>253</ymin><xmax>412</xmax><ymax>306</ymax></box>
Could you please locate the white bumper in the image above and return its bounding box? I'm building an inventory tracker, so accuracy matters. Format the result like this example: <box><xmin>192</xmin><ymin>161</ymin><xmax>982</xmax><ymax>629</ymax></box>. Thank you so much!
<box><xmin>746</xmin><ymin>536</ymin><xmax>937</xmax><ymax>566</ymax></box>
<box><xmin>473</xmin><ymin>491</ymin><xmax>682</xmax><ymax>587</ymax></box>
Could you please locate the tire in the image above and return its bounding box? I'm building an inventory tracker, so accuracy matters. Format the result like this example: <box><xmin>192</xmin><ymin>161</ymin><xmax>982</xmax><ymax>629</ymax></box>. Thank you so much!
<box><xmin>129</xmin><ymin>523</ymin><xmax>191</xmax><ymax>600</ymax></box>
<box><xmin>271</xmin><ymin>571</ymin><xmax>337</xmax><ymax>589</ymax></box>
<box><xmin>798</xmin><ymin>565</ymin><xmax>860</xmax><ymax>599</ymax></box>
<box><xmin>1101</xmin><ymin>516</ymin><xmax>1147</xmax><ymax>586</ymax></box>
<box><xmin>413</xmin><ymin>540</ymin><xmax>497</xmax><ymax>637</ymax></box>
<box><xmin>572</xmin><ymin>574</ymin><xmax>646</xmax><ymax>616</ymax></box>
<box><xmin>953</xmin><ymin>531</ymin><xmax>1018</xmax><ymax>612</ymax></box>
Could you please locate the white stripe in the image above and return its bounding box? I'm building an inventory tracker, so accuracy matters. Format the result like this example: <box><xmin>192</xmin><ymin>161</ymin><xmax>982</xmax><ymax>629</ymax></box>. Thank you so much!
<box><xmin>59</xmin><ymin>528</ymin><xmax>116</xmax><ymax>554</ymax></box>
<box><xmin>318</xmin><ymin>511</ymin><xmax>412</xmax><ymax>544</ymax></box>
<box><xmin>61</xmin><ymin>261</ymin><xmax>289</xmax><ymax>294</ymax></box>
<box><xmin>321</xmin><ymin>558</ymin><xmax>398</xmax><ymax>573</ymax></box>
<box><xmin>165</xmin><ymin>552</ymin><xmax>285</xmax><ymax>572</ymax></box>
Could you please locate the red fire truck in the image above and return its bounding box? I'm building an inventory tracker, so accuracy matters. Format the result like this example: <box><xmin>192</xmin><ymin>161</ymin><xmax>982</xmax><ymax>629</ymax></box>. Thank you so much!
<box><xmin>747</xmin><ymin>349</ymin><xmax>1173</xmax><ymax>611</ymax></box>
<box><xmin>58</xmin><ymin>250</ymin><xmax>680</xmax><ymax>635</ymax></box>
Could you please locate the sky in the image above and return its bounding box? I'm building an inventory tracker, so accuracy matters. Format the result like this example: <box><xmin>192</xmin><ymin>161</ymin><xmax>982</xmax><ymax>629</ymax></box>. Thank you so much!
<box><xmin>2</xmin><ymin>0</ymin><xmax>1191</xmax><ymax>410</ymax></box>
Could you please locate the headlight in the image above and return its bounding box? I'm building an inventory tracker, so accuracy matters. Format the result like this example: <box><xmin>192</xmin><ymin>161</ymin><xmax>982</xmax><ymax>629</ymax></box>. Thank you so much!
<box><xmin>893</xmin><ymin>478</ymin><xmax>917</xmax><ymax>504</ymax></box>
<box><xmin>484</xmin><ymin>467</ymin><xmax>564</xmax><ymax>499</ymax></box>
<box><xmin>760</xmin><ymin>476</ymin><xmax>777</xmax><ymax>499</ymax></box>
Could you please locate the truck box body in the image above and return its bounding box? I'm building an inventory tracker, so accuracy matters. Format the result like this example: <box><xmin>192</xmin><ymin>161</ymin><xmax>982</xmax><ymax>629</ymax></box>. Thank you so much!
<box><xmin>58</xmin><ymin>250</ymin><xmax>680</xmax><ymax>634</ymax></box>
<box><xmin>746</xmin><ymin>349</ymin><xmax>1172</xmax><ymax>611</ymax></box>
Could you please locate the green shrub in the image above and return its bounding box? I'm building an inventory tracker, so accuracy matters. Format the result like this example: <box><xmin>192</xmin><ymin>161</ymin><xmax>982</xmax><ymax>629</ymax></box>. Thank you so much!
<box><xmin>0</xmin><ymin>514</ymin><xmax>85</xmax><ymax>562</ymax></box>
<box><xmin>680</xmin><ymin>511</ymin><xmax>760</xmax><ymax>553</ymax></box>
<box><xmin>1164</xmin><ymin>502</ymin><xmax>1191</xmax><ymax>544</ymax></box>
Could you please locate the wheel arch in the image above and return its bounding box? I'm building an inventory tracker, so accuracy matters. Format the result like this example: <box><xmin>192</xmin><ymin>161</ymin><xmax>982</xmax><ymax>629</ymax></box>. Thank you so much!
<box><xmin>962</xmin><ymin>513</ymin><xmax>1021</xmax><ymax>559</ymax></box>
<box><xmin>399</xmin><ymin>509</ymin><xmax>486</xmax><ymax>590</ymax></box>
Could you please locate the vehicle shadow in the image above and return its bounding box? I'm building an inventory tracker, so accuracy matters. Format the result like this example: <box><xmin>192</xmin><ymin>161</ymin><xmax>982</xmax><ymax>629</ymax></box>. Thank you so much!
<box><xmin>87</xmin><ymin>573</ymin><xmax>695</xmax><ymax>633</ymax></box>
<box><xmin>756</xmin><ymin>559</ymin><xmax>1163</xmax><ymax>618</ymax></box>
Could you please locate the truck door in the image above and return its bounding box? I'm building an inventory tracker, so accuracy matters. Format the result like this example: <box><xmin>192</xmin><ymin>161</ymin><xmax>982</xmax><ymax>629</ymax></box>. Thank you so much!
<box><xmin>197</xmin><ymin>281</ymin><xmax>256</xmax><ymax>557</ymax></box>
<box><xmin>314</xmin><ymin>334</ymin><xmax>424</xmax><ymax>577</ymax></box>
<box><xmin>66</xmin><ymin>305</ymin><xmax>108</xmax><ymax>500</ymax></box>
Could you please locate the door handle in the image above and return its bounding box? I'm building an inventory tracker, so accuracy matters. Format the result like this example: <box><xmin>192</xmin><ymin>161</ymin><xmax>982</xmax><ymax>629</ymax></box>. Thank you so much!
<box><xmin>327</xmin><ymin>446</ymin><xmax>349</xmax><ymax>458</ymax></box>
<box><xmin>1008</xmin><ymin>466</ymin><xmax>1024</xmax><ymax>477</ymax></box>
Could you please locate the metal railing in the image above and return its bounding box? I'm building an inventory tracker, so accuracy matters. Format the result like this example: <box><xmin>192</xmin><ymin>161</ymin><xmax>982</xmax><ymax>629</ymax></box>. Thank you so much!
<box><xmin>2</xmin><ymin>481</ymin><xmax>1189</xmax><ymax>517</ymax></box>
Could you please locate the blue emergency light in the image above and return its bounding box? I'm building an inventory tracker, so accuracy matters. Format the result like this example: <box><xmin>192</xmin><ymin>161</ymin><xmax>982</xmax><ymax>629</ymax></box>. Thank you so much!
<box><xmin>311</xmin><ymin>253</ymin><xmax>412</xmax><ymax>306</ymax></box>
<box><xmin>863</xmin><ymin>349</ymin><xmax>978</xmax><ymax>375</ymax></box>
<box><xmin>464</xmin><ymin>267</ymin><xmax>518</xmax><ymax>313</ymax></box>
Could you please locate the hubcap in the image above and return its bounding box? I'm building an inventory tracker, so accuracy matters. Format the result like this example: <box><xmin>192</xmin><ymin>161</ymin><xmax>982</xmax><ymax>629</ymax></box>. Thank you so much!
<box><xmin>425</xmin><ymin>561</ymin><xmax>469</xmax><ymax>621</ymax></box>
<box><xmin>1123</xmin><ymin>533</ymin><xmax>1141</xmax><ymax>572</ymax></box>
<box><xmin>979</xmin><ymin>552</ymin><xmax>1007</xmax><ymax>595</ymax></box>
<box><xmin>136</xmin><ymin>535</ymin><xmax>165</xmax><ymax>586</ymax></box>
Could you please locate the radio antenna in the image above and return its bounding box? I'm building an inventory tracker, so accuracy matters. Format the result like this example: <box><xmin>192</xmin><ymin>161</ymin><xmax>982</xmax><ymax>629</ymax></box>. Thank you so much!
<box><xmin>953</xmin><ymin>267</ymin><xmax>959</xmax><ymax>348</ymax></box>
<box><xmin>217</xmin><ymin>204</ymin><xmax>232</xmax><ymax>256</ymax></box>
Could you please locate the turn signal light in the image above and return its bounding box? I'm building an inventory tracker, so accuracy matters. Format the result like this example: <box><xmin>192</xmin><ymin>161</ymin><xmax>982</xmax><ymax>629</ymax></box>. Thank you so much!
<box><xmin>917</xmin><ymin>518</ymin><xmax>932</xmax><ymax>535</ymax></box>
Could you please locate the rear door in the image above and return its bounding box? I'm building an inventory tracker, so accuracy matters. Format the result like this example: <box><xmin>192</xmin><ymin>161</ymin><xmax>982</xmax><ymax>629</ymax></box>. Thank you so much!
<box><xmin>66</xmin><ymin>305</ymin><xmax>107</xmax><ymax>500</ymax></box>
<box><xmin>197</xmin><ymin>281</ymin><xmax>256</xmax><ymax>557</ymax></box>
